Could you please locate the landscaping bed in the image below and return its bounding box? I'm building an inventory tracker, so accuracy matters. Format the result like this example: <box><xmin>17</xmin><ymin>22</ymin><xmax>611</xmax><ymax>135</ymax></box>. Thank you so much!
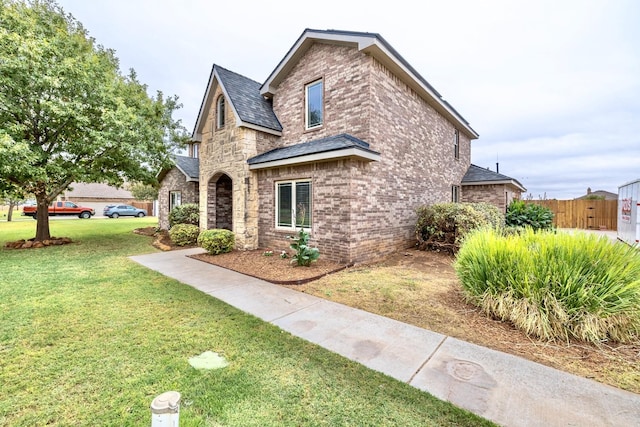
<box><xmin>186</xmin><ymin>243</ymin><xmax>640</xmax><ymax>394</ymax></box>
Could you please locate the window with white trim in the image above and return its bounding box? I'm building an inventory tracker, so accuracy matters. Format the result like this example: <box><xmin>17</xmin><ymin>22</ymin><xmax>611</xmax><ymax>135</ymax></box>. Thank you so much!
<box><xmin>216</xmin><ymin>96</ymin><xmax>226</xmax><ymax>129</ymax></box>
<box><xmin>454</xmin><ymin>129</ymin><xmax>460</xmax><ymax>159</ymax></box>
<box><xmin>192</xmin><ymin>143</ymin><xmax>199</xmax><ymax>159</ymax></box>
<box><xmin>451</xmin><ymin>185</ymin><xmax>460</xmax><ymax>203</ymax></box>
<box><xmin>169</xmin><ymin>191</ymin><xmax>182</xmax><ymax>212</ymax></box>
<box><xmin>276</xmin><ymin>180</ymin><xmax>312</xmax><ymax>229</ymax></box>
<box><xmin>305</xmin><ymin>80</ymin><xmax>323</xmax><ymax>129</ymax></box>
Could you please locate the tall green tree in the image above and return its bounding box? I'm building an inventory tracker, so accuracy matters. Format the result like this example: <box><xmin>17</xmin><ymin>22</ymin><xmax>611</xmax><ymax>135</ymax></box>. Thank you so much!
<box><xmin>0</xmin><ymin>0</ymin><xmax>187</xmax><ymax>240</ymax></box>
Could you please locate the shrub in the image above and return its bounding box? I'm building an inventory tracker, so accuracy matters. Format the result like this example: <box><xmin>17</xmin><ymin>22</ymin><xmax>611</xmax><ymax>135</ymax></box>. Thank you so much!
<box><xmin>505</xmin><ymin>200</ymin><xmax>553</xmax><ymax>231</ymax></box>
<box><xmin>455</xmin><ymin>228</ymin><xmax>640</xmax><ymax>344</ymax></box>
<box><xmin>198</xmin><ymin>229</ymin><xmax>235</xmax><ymax>255</ymax></box>
<box><xmin>471</xmin><ymin>202</ymin><xmax>504</xmax><ymax>229</ymax></box>
<box><xmin>289</xmin><ymin>228</ymin><xmax>320</xmax><ymax>267</ymax></box>
<box><xmin>169</xmin><ymin>224</ymin><xmax>200</xmax><ymax>247</ymax></box>
<box><xmin>168</xmin><ymin>203</ymin><xmax>199</xmax><ymax>227</ymax></box>
<box><xmin>415</xmin><ymin>202</ymin><xmax>503</xmax><ymax>253</ymax></box>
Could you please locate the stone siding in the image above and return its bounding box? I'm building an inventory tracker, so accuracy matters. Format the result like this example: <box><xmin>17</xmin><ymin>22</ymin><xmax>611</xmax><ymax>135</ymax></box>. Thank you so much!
<box><xmin>157</xmin><ymin>168</ymin><xmax>199</xmax><ymax>229</ymax></box>
<box><xmin>198</xmin><ymin>85</ymin><xmax>261</xmax><ymax>249</ymax></box>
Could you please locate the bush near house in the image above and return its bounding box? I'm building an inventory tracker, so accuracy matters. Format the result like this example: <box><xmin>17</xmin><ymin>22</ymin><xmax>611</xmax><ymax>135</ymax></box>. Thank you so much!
<box><xmin>168</xmin><ymin>203</ymin><xmax>199</xmax><ymax>228</ymax></box>
<box><xmin>455</xmin><ymin>228</ymin><xmax>640</xmax><ymax>344</ymax></box>
<box><xmin>505</xmin><ymin>200</ymin><xmax>554</xmax><ymax>231</ymax></box>
<box><xmin>168</xmin><ymin>223</ymin><xmax>200</xmax><ymax>246</ymax></box>
<box><xmin>415</xmin><ymin>202</ymin><xmax>503</xmax><ymax>253</ymax></box>
<box><xmin>198</xmin><ymin>229</ymin><xmax>235</xmax><ymax>255</ymax></box>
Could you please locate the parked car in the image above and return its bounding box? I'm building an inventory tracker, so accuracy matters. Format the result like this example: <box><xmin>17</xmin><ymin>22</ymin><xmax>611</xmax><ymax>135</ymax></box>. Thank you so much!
<box><xmin>22</xmin><ymin>201</ymin><xmax>95</xmax><ymax>219</ymax></box>
<box><xmin>103</xmin><ymin>204</ymin><xmax>147</xmax><ymax>218</ymax></box>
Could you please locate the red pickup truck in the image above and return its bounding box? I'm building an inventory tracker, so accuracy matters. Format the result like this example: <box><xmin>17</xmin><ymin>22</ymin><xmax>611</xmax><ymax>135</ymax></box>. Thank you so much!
<box><xmin>23</xmin><ymin>201</ymin><xmax>95</xmax><ymax>219</ymax></box>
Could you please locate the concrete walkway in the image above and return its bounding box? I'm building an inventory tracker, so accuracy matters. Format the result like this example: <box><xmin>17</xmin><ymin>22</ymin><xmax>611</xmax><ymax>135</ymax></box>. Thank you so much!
<box><xmin>130</xmin><ymin>248</ymin><xmax>640</xmax><ymax>427</ymax></box>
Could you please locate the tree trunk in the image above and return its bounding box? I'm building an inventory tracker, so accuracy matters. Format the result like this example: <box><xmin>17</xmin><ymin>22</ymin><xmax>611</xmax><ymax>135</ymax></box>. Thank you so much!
<box><xmin>35</xmin><ymin>195</ymin><xmax>51</xmax><ymax>241</ymax></box>
<box><xmin>7</xmin><ymin>200</ymin><xmax>15</xmax><ymax>222</ymax></box>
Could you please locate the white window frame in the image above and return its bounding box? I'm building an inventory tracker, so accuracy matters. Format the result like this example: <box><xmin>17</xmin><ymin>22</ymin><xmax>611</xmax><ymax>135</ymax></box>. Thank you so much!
<box><xmin>216</xmin><ymin>96</ymin><xmax>226</xmax><ymax>129</ymax></box>
<box><xmin>305</xmin><ymin>80</ymin><xmax>323</xmax><ymax>130</ymax></box>
<box><xmin>169</xmin><ymin>191</ymin><xmax>182</xmax><ymax>212</ymax></box>
<box><xmin>192</xmin><ymin>143</ymin><xmax>199</xmax><ymax>159</ymax></box>
<box><xmin>275</xmin><ymin>180</ymin><xmax>312</xmax><ymax>231</ymax></box>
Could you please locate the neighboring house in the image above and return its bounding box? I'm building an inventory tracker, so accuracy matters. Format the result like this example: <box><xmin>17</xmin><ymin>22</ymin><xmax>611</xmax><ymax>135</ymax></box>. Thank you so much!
<box><xmin>61</xmin><ymin>183</ymin><xmax>145</xmax><ymax>216</ymax></box>
<box><xmin>160</xmin><ymin>28</ymin><xmax>523</xmax><ymax>264</ymax></box>
<box><xmin>575</xmin><ymin>187</ymin><xmax>617</xmax><ymax>201</ymax></box>
<box><xmin>157</xmin><ymin>150</ymin><xmax>200</xmax><ymax>229</ymax></box>
<box><xmin>461</xmin><ymin>164</ymin><xmax>526</xmax><ymax>212</ymax></box>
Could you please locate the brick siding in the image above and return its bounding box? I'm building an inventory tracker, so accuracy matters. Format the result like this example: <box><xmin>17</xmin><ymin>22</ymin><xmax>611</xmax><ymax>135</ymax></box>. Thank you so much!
<box><xmin>256</xmin><ymin>42</ymin><xmax>471</xmax><ymax>263</ymax></box>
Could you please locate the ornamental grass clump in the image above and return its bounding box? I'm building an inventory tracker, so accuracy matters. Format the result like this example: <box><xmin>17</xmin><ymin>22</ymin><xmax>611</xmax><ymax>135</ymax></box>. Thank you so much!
<box><xmin>455</xmin><ymin>228</ymin><xmax>640</xmax><ymax>344</ymax></box>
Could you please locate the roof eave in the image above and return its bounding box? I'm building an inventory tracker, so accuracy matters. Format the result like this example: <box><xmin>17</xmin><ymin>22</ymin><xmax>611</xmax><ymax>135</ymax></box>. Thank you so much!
<box><xmin>239</xmin><ymin>121</ymin><xmax>283</xmax><ymax>136</ymax></box>
<box><xmin>248</xmin><ymin>147</ymin><xmax>380</xmax><ymax>170</ymax></box>
<box><xmin>175</xmin><ymin>163</ymin><xmax>199</xmax><ymax>182</ymax></box>
<box><xmin>462</xmin><ymin>179</ymin><xmax>526</xmax><ymax>192</ymax></box>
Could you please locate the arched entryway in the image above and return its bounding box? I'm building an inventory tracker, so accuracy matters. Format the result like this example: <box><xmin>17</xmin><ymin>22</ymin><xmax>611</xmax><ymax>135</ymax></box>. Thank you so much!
<box><xmin>207</xmin><ymin>173</ymin><xmax>233</xmax><ymax>230</ymax></box>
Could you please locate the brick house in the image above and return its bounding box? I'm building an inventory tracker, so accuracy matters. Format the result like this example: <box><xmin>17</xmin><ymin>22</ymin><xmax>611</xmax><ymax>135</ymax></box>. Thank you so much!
<box><xmin>159</xmin><ymin>28</ymin><xmax>522</xmax><ymax>263</ymax></box>
<box><xmin>461</xmin><ymin>164</ymin><xmax>526</xmax><ymax>212</ymax></box>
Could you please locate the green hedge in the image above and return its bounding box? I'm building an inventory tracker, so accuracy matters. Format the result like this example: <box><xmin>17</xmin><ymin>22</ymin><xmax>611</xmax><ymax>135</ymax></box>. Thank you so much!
<box><xmin>415</xmin><ymin>202</ymin><xmax>503</xmax><ymax>253</ymax></box>
<box><xmin>505</xmin><ymin>200</ymin><xmax>554</xmax><ymax>231</ymax></box>
<box><xmin>168</xmin><ymin>203</ymin><xmax>199</xmax><ymax>227</ymax></box>
<box><xmin>198</xmin><ymin>229</ymin><xmax>235</xmax><ymax>255</ymax></box>
<box><xmin>168</xmin><ymin>224</ymin><xmax>199</xmax><ymax>247</ymax></box>
<box><xmin>455</xmin><ymin>228</ymin><xmax>640</xmax><ymax>344</ymax></box>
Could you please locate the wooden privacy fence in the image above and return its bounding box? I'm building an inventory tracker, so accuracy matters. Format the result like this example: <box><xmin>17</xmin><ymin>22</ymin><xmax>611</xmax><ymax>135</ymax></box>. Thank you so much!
<box><xmin>525</xmin><ymin>199</ymin><xmax>618</xmax><ymax>230</ymax></box>
<box><xmin>132</xmin><ymin>201</ymin><xmax>155</xmax><ymax>216</ymax></box>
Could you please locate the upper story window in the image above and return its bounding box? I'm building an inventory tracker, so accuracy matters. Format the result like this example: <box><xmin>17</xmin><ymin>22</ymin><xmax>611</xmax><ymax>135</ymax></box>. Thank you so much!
<box><xmin>305</xmin><ymin>80</ymin><xmax>323</xmax><ymax>129</ymax></box>
<box><xmin>216</xmin><ymin>96</ymin><xmax>226</xmax><ymax>129</ymax></box>
<box><xmin>454</xmin><ymin>129</ymin><xmax>460</xmax><ymax>159</ymax></box>
<box><xmin>192</xmin><ymin>143</ymin><xmax>199</xmax><ymax>159</ymax></box>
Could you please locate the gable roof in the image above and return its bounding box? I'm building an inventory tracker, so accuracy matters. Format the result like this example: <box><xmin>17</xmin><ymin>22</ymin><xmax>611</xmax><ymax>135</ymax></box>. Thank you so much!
<box><xmin>193</xmin><ymin>65</ymin><xmax>283</xmax><ymax>141</ymax></box>
<box><xmin>261</xmin><ymin>28</ymin><xmax>479</xmax><ymax>140</ymax></box>
<box><xmin>158</xmin><ymin>155</ymin><xmax>199</xmax><ymax>183</ymax></box>
<box><xmin>173</xmin><ymin>155</ymin><xmax>199</xmax><ymax>182</ymax></box>
<box><xmin>247</xmin><ymin>133</ymin><xmax>380</xmax><ymax>170</ymax></box>
<box><xmin>462</xmin><ymin>164</ymin><xmax>526</xmax><ymax>192</ymax></box>
<box><xmin>575</xmin><ymin>189</ymin><xmax>617</xmax><ymax>200</ymax></box>
<box><xmin>63</xmin><ymin>183</ymin><xmax>134</xmax><ymax>199</ymax></box>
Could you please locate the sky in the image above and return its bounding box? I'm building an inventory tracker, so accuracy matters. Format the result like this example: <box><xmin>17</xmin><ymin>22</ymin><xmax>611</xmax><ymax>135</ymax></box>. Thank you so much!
<box><xmin>55</xmin><ymin>0</ymin><xmax>640</xmax><ymax>200</ymax></box>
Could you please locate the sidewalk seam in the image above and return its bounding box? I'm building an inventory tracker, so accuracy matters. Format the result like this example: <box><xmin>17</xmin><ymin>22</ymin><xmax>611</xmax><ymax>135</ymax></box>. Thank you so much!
<box><xmin>407</xmin><ymin>335</ymin><xmax>448</xmax><ymax>384</ymax></box>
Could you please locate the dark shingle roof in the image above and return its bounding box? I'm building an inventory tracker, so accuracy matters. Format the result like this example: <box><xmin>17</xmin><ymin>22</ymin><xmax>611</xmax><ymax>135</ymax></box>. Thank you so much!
<box><xmin>174</xmin><ymin>155</ymin><xmax>199</xmax><ymax>181</ymax></box>
<box><xmin>248</xmin><ymin>133</ymin><xmax>378</xmax><ymax>165</ymax></box>
<box><xmin>462</xmin><ymin>164</ymin><xmax>525</xmax><ymax>191</ymax></box>
<box><xmin>216</xmin><ymin>66</ymin><xmax>282</xmax><ymax>132</ymax></box>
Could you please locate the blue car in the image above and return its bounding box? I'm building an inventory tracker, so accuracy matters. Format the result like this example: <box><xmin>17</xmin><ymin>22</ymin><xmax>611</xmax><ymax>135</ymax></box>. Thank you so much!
<box><xmin>103</xmin><ymin>204</ymin><xmax>147</xmax><ymax>218</ymax></box>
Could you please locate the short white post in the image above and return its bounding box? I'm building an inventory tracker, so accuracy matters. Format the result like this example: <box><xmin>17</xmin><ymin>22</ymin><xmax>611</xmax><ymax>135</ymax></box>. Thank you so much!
<box><xmin>151</xmin><ymin>391</ymin><xmax>181</xmax><ymax>427</ymax></box>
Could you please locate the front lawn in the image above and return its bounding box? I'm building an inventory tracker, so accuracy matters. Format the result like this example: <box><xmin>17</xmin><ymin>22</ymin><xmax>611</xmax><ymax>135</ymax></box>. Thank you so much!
<box><xmin>0</xmin><ymin>219</ymin><xmax>491</xmax><ymax>426</ymax></box>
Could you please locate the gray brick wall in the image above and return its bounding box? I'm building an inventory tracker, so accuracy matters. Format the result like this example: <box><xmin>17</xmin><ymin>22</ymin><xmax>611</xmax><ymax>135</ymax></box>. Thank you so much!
<box><xmin>256</xmin><ymin>42</ymin><xmax>472</xmax><ymax>263</ymax></box>
<box><xmin>158</xmin><ymin>168</ymin><xmax>199</xmax><ymax>229</ymax></box>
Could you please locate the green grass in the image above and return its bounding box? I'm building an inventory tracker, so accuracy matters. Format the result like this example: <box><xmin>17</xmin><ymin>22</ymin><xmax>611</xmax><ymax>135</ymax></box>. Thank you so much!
<box><xmin>455</xmin><ymin>228</ymin><xmax>640</xmax><ymax>344</ymax></box>
<box><xmin>0</xmin><ymin>219</ymin><xmax>492</xmax><ymax>426</ymax></box>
